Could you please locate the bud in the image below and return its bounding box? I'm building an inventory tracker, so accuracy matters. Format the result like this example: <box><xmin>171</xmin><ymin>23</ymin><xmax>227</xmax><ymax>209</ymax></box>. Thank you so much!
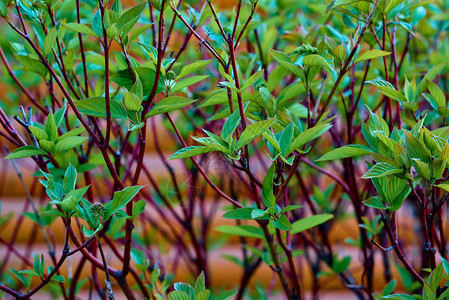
<box><xmin>123</xmin><ymin>91</ymin><xmax>142</xmax><ymax>112</ymax></box>
<box><xmin>292</xmin><ymin>44</ymin><xmax>318</xmax><ymax>56</ymax></box>
<box><xmin>166</xmin><ymin>70</ymin><xmax>176</xmax><ymax>81</ymax></box>
<box><xmin>89</xmin><ymin>203</ymin><xmax>106</xmax><ymax>219</ymax></box>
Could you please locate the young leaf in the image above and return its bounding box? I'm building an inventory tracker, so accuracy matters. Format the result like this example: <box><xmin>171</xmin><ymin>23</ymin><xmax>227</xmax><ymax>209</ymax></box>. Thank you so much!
<box><xmin>291</xmin><ymin>214</ymin><xmax>333</xmax><ymax>234</ymax></box>
<box><xmin>288</xmin><ymin>123</ymin><xmax>331</xmax><ymax>154</ymax></box>
<box><xmin>273</xmin><ymin>215</ymin><xmax>293</xmax><ymax>231</ymax></box>
<box><xmin>145</xmin><ymin>96</ymin><xmax>196</xmax><ymax>118</ymax></box>
<box><xmin>177</xmin><ymin>60</ymin><xmax>214</xmax><ymax>80</ymax></box>
<box><xmin>354</xmin><ymin>50</ymin><xmax>391</xmax><ymax>64</ymax></box>
<box><xmin>5</xmin><ymin>146</ymin><xmax>47</xmax><ymax>159</ymax></box>
<box><xmin>44</xmin><ymin>27</ymin><xmax>58</xmax><ymax>56</ymax></box>
<box><xmin>104</xmin><ymin>185</ymin><xmax>144</xmax><ymax>220</ymax></box>
<box><xmin>63</xmin><ymin>23</ymin><xmax>98</xmax><ymax>37</ymax></box>
<box><xmin>53</xmin><ymin>136</ymin><xmax>88</xmax><ymax>153</ymax></box>
<box><xmin>366</xmin><ymin>80</ymin><xmax>407</xmax><ymax>102</ymax></box>
<box><xmin>262</xmin><ymin>163</ymin><xmax>276</xmax><ymax>208</ymax></box>
<box><xmin>168</xmin><ymin>146</ymin><xmax>215</xmax><ymax>160</ymax></box>
<box><xmin>317</xmin><ymin>145</ymin><xmax>372</xmax><ymax>161</ymax></box>
<box><xmin>223</xmin><ymin>208</ymin><xmax>254</xmax><ymax>220</ymax></box>
<box><xmin>362</xmin><ymin>196</ymin><xmax>388</xmax><ymax>210</ymax></box>
<box><xmin>214</xmin><ymin>225</ymin><xmax>265</xmax><ymax>239</ymax></box>
<box><xmin>241</xmin><ymin>70</ymin><xmax>264</xmax><ymax>91</ymax></box>
<box><xmin>236</xmin><ymin>118</ymin><xmax>275</xmax><ymax>149</ymax></box>
<box><xmin>221</xmin><ymin>109</ymin><xmax>241</xmax><ymax>141</ymax></box>
<box><xmin>171</xmin><ymin>75</ymin><xmax>209</xmax><ymax>93</ymax></box>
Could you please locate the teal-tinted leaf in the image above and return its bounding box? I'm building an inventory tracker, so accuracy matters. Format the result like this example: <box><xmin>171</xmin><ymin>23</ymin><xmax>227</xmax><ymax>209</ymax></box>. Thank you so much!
<box><xmin>54</xmin><ymin>136</ymin><xmax>88</xmax><ymax>153</ymax></box>
<box><xmin>361</xmin><ymin>163</ymin><xmax>402</xmax><ymax>179</ymax></box>
<box><xmin>5</xmin><ymin>146</ymin><xmax>47</xmax><ymax>159</ymax></box>
<box><xmin>177</xmin><ymin>60</ymin><xmax>214</xmax><ymax>80</ymax></box>
<box><xmin>251</xmin><ymin>208</ymin><xmax>270</xmax><ymax>220</ymax></box>
<box><xmin>75</xmin><ymin>97</ymin><xmax>128</xmax><ymax>119</ymax></box>
<box><xmin>223</xmin><ymin>208</ymin><xmax>254</xmax><ymax>220</ymax></box>
<box><xmin>214</xmin><ymin>225</ymin><xmax>265</xmax><ymax>239</ymax></box>
<box><xmin>273</xmin><ymin>215</ymin><xmax>292</xmax><ymax>231</ymax></box>
<box><xmin>381</xmin><ymin>294</ymin><xmax>417</xmax><ymax>300</ymax></box>
<box><xmin>63</xmin><ymin>23</ymin><xmax>98</xmax><ymax>37</ymax></box>
<box><xmin>168</xmin><ymin>146</ymin><xmax>215</xmax><ymax>160</ymax></box>
<box><xmin>236</xmin><ymin>118</ymin><xmax>275</xmax><ymax>149</ymax></box>
<box><xmin>291</xmin><ymin>214</ymin><xmax>333</xmax><ymax>234</ymax></box>
<box><xmin>52</xmin><ymin>275</ymin><xmax>65</xmax><ymax>282</ymax></box>
<box><xmin>354</xmin><ymin>50</ymin><xmax>391</xmax><ymax>64</ymax></box>
<box><xmin>279</xmin><ymin>123</ymin><xmax>294</xmax><ymax>156</ymax></box>
<box><xmin>316</xmin><ymin>144</ymin><xmax>372</xmax><ymax>161</ymax></box>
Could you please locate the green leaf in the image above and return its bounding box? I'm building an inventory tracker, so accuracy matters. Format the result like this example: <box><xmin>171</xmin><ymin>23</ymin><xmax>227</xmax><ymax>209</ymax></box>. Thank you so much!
<box><xmin>214</xmin><ymin>225</ymin><xmax>265</xmax><ymax>239</ymax></box>
<box><xmin>117</xmin><ymin>3</ymin><xmax>146</xmax><ymax>35</ymax></box>
<box><xmin>412</xmin><ymin>159</ymin><xmax>430</xmax><ymax>180</ymax></box>
<box><xmin>63</xmin><ymin>23</ymin><xmax>98</xmax><ymax>37</ymax></box>
<box><xmin>132</xmin><ymin>199</ymin><xmax>146</xmax><ymax>218</ymax></box>
<box><xmin>363</xmin><ymin>196</ymin><xmax>388</xmax><ymax>209</ymax></box>
<box><xmin>302</xmin><ymin>54</ymin><xmax>332</xmax><ymax>70</ymax></box>
<box><xmin>104</xmin><ymin>185</ymin><xmax>143</xmax><ymax>220</ymax></box>
<box><xmin>194</xmin><ymin>272</ymin><xmax>206</xmax><ymax>294</ymax></box>
<box><xmin>354</xmin><ymin>50</ymin><xmax>391</xmax><ymax>64</ymax></box>
<box><xmin>361</xmin><ymin>163</ymin><xmax>402</xmax><ymax>179</ymax></box>
<box><xmin>58</xmin><ymin>127</ymin><xmax>87</xmax><ymax>142</ymax></box>
<box><xmin>214</xmin><ymin>289</ymin><xmax>238</xmax><ymax>300</ymax></box>
<box><xmin>273</xmin><ymin>215</ymin><xmax>292</xmax><ymax>231</ymax></box>
<box><xmin>435</xmin><ymin>184</ymin><xmax>449</xmax><ymax>193</ymax></box>
<box><xmin>44</xmin><ymin>26</ymin><xmax>58</xmax><ymax>56</ymax></box>
<box><xmin>279</xmin><ymin>205</ymin><xmax>303</xmax><ymax>214</ymax></box>
<box><xmin>171</xmin><ymin>75</ymin><xmax>209</xmax><ymax>93</ymax></box>
<box><xmin>145</xmin><ymin>96</ymin><xmax>196</xmax><ymax>118</ymax></box>
<box><xmin>261</xmin><ymin>163</ymin><xmax>276</xmax><ymax>208</ymax></box>
<box><xmin>45</xmin><ymin>111</ymin><xmax>58</xmax><ymax>142</ymax></box>
<box><xmin>382</xmin><ymin>295</ymin><xmax>417</xmax><ymax>300</ymax></box>
<box><xmin>168</xmin><ymin>146</ymin><xmax>215</xmax><ymax>160</ymax></box>
<box><xmin>54</xmin><ymin>136</ymin><xmax>88</xmax><ymax>153</ymax></box>
<box><xmin>63</xmin><ymin>164</ymin><xmax>77</xmax><ymax>193</ymax></box>
<box><xmin>75</xmin><ymin>97</ymin><xmax>128</xmax><ymax>119</ymax></box>
<box><xmin>279</xmin><ymin>123</ymin><xmax>294</xmax><ymax>157</ymax></box>
<box><xmin>221</xmin><ymin>109</ymin><xmax>241</xmax><ymax>141</ymax></box>
<box><xmin>236</xmin><ymin>118</ymin><xmax>275</xmax><ymax>149</ymax></box>
<box><xmin>241</xmin><ymin>70</ymin><xmax>264</xmax><ymax>91</ymax></box>
<box><xmin>168</xmin><ymin>291</ymin><xmax>190</xmax><ymax>300</ymax></box>
<box><xmin>291</xmin><ymin>214</ymin><xmax>333</xmax><ymax>234</ymax></box>
<box><xmin>177</xmin><ymin>60</ymin><xmax>214</xmax><ymax>80</ymax></box>
<box><xmin>52</xmin><ymin>275</ymin><xmax>65</xmax><ymax>282</ymax></box>
<box><xmin>29</xmin><ymin>126</ymin><xmax>48</xmax><ymax>140</ymax></box>
<box><xmin>195</xmin><ymin>290</ymin><xmax>211</xmax><ymax>300</ymax></box>
<box><xmin>288</xmin><ymin>123</ymin><xmax>331</xmax><ymax>154</ymax></box>
<box><xmin>5</xmin><ymin>146</ymin><xmax>47</xmax><ymax>159</ymax></box>
<box><xmin>427</xmin><ymin>80</ymin><xmax>446</xmax><ymax>107</ymax></box>
<box><xmin>111</xmin><ymin>67</ymin><xmax>164</xmax><ymax>95</ymax></box>
<box><xmin>317</xmin><ymin>144</ymin><xmax>372</xmax><ymax>161</ymax></box>
<box><xmin>404</xmin><ymin>130</ymin><xmax>431</xmax><ymax>163</ymax></box>
<box><xmin>366</xmin><ymin>80</ymin><xmax>407</xmax><ymax>102</ymax></box>
<box><xmin>222</xmin><ymin>208</ymin><xmax>254</xmax><ymax>220</ymax></box>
